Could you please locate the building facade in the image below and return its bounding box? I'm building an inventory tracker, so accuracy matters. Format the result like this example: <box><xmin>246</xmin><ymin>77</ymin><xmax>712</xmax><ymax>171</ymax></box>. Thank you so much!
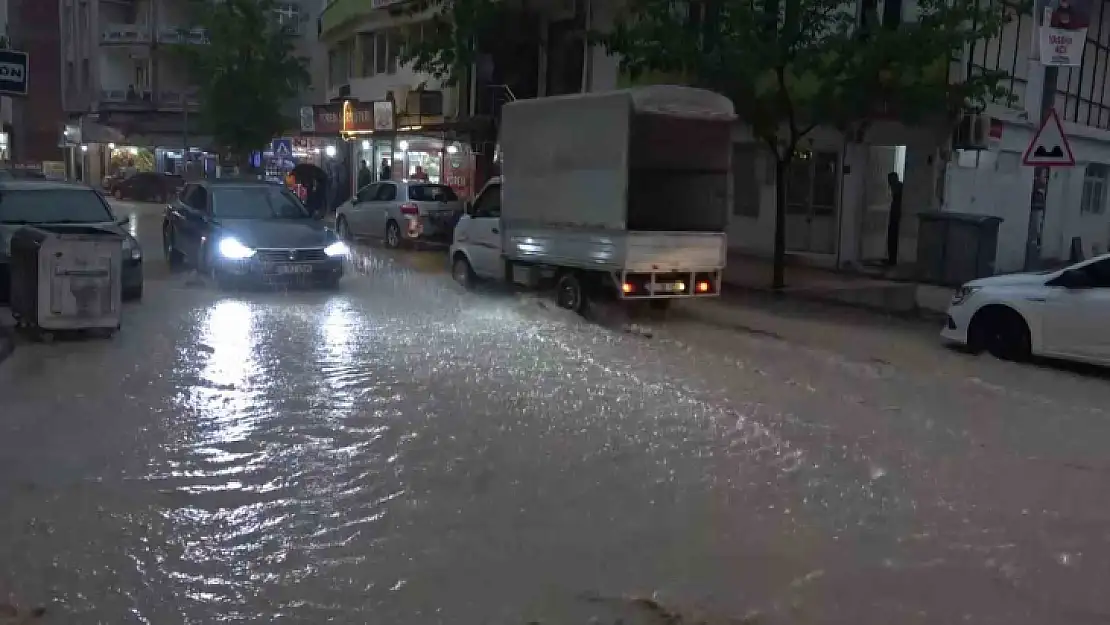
<box><xmin>6</xmin><ymin>0</ymin><xmax>65</xmax><ymax>165</ymax></box>
<box><xmin>60</xmin><ymin>0</ymin><xmax>327</xmax><ymax>182</ymax></box>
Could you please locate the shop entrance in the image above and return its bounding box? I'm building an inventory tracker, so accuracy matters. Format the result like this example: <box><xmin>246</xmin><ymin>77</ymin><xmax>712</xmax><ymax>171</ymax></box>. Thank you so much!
<box><xmin>785</xmin><ymin>150</ymin><xmax>840</xmax><ymax>254</ymax></box>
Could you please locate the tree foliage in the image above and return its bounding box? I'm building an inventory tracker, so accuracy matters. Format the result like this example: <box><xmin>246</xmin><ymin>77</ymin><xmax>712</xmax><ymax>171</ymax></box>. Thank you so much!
<box><xmin>605</xmin><ymin>0</ymin><xmax>1019</xmax><ymax>287</ymax></box>
<box><xmin>175</xmin><ymin>0</ymin><xmax>309</xmax><ymax>163</ymax></box>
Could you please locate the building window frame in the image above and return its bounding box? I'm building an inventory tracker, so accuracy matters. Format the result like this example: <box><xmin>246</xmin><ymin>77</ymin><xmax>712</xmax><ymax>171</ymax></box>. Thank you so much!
<box><xmin>1081</xmin><ymin>163</ymin><xmax>1109</xmax><ymax>214</ymax></box>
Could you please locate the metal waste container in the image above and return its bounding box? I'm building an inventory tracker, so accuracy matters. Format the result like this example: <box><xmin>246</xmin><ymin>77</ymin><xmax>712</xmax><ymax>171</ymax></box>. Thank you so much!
<box><xmin>916</xmin><ymin>212</ymin><xmax>1003</xmax><ymax>286</ymax></box>
<box><xmin>9</xmin><ymin>225</ymin><xmax>123</xmax><ymax>338</ymax></box>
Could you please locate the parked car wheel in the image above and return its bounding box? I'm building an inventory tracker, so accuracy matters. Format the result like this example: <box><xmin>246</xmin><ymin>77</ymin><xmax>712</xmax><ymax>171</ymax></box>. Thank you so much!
<box><xmin>336</xmin><ymin>216</ymin><xmax>353</xmax><ymax>241</ymax></box>
<box><xmin>113</xmin><ymin>189</ymin><xmax>123</xmax><ymax>200</ymax></box>
<box><xmin>385</xmin><ymin>220</ymin><xmax>402</xmax><ymax>249</ymax></box>
<box><xmin>969</xmin><ymin>305</ymin><xmax>1031</xmax><ymax>361</ymax></box>
<box><xmin>452</xmin><ymin>253</ymin><xmax>475</xmax><ymax>288</ymax></box>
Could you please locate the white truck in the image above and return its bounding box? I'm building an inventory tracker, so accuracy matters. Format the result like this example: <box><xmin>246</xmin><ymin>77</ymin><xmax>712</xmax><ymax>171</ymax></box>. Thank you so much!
<box><xmin>450</xmin><ymin>85</ymin><xmax>735</xmax><ymax>312</ymax></box>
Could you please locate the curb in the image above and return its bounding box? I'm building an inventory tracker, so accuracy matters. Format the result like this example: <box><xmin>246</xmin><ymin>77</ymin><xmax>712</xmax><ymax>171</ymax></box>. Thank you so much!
<box><xmin>720</xmin><ymin>281</ymin><xmax>943</xmax><ymax>324</ymax></box>
<box><xmin>0</xmin><ymin>327</ymin><xmax>13</xmax><ymax>365</ymax></box>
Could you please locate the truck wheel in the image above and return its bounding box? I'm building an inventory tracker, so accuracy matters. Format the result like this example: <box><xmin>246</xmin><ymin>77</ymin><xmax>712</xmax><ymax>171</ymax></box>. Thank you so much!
<box><xmin>555</xmin><ymin>272</ymin><xmax>587</xmax><ymax>314</ymax></box>
<box><xmin>452</xmin><ymin>254</ymin><xmax>476</xmax><ymax>288</ymax></box>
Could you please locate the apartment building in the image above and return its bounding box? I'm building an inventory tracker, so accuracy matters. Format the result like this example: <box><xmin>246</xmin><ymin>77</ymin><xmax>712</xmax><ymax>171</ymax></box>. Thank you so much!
<box><xmin>316</xmin><ymin>0</ymin><xmax>611</xmax><ymax>198</ymax></box>
<box><xmin>60</xmin><ymin>0</ymin><xmax>326</xmax><ymax>181</ymax></box>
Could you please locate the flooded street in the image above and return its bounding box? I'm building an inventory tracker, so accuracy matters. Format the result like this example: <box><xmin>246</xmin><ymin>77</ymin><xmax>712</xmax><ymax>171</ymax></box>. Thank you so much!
<box><xmin>4</xmin><ymin>201</ymin><xmax>1110</xmax><ymax>624</ymax></box>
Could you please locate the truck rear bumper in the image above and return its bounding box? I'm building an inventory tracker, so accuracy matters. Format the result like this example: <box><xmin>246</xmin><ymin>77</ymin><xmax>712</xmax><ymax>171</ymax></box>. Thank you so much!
<box><xmin>615</xmin><ymin>269</ymin><xmax>722</xmax><ymax>299</ymax></box>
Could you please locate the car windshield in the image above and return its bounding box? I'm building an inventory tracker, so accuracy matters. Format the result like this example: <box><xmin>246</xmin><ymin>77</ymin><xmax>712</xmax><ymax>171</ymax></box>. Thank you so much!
<box><xmin>408</xmin><ymin>184</ymin><xmax>458</xmax><ymax>202</ymax></box>
<box><xmin>0</xmin><ymin>189</ymin><xmax>115</xmax><ymax>224</ymax></box>
<box><xmin>212</xmin><ymin>187</ymin><xmax>310</xmax><ymax>220</ymax></box>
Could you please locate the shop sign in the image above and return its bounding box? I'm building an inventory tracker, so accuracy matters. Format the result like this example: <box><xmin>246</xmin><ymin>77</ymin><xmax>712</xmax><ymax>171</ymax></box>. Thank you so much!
<box><xmin>373</xmin><ymin>100</ymin><xmax>395</xmax><ymax>131</ymax></box>
<box><xmin>342</xmin><ymin>100</ymin><xmax>374</xmax><ymax>133</ymax></box>
<box><xmin>311</xmin><ymin>103</ymin><xmax>343</xmax><ymax>135</ymax></box>
<box><xmin>0</xmin><ymin>49</ymin><xmax>29</xmax><ymax>97</ymax></box>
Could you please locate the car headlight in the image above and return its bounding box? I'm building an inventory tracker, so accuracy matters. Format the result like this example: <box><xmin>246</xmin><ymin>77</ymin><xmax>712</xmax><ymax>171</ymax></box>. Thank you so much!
<box><xmin>324</xmin><ymin>241</ymin><xmax>349</xmax><ymax>257</ymax></box>
<box><xmin>218</xmin><ymin>237</ymin><xmax>255</xmax><ymax>259</ymax></box>
<box><xmin>951</xmin><ymin>285</ymin><xmax>980</xmax><ymax>305</ymax></box>
<box><xmin>121</xmin><ymin>237</ymin><xmax>142</xmax><ymax>260</ymax></box>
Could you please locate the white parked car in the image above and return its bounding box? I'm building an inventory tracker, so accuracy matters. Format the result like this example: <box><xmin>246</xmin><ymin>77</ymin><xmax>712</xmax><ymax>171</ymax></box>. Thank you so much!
<box><xmin>334</xmin><ymin>181</ymin><xmax>464</xmax><ymax>248</ymax></box>
<box><xmin>942</xmin><ymin>253</ymin><xmax>1110</xmax><ymax>365</ymax></box>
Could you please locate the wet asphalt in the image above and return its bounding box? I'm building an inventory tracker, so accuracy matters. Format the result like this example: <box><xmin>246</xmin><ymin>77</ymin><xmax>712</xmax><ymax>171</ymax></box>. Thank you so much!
<box><xmin>2</xmin><ymin>200</ymin><xmax>1110</xmax><ymax>624</ymax></box>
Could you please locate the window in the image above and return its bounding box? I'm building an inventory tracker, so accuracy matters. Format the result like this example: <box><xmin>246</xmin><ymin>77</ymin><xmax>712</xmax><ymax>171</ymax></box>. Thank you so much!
<box><xmin>0</xmin><ymin>190</ymin><xmax>114</xmax><ymax>224</ymax></box>
<box><xmin>375</xmin><ymin>31</ymin><xmax>388</xmax><ymax>74</ymax></box>
<box><xmin>1081</xmin><ymin>163</ymin><xmax>1108</xmax><ymax>214</ymax></box>
<box><xmin>1078</xmin><ymin>257</ymin><xmax>1110</xmax><ymax>287</ymax></box>
<box><xmin>407</xmin><ymin>184</ymin><xmax>458</xmax><ymax>202</ymax></box>
<box><xmin>212</xmin><ymin>187</ymin><xmax>309</xmax><ymax>219</ymax></box>
<box><xmin>472</xmin><ymin>185</ymin><xmax>501</xmax><ymax>218</ymax></box>
<box><xmin>732</xmin><ymin>145</ymin><xmax>760</xmax><ymax>217</ymax></box>
<box><xmin>81</xmin><ymin>59</ymin><xmax>89</xmax><ymax>90</ymax></box>
<box><xmin>357</xmin><ymin>183</ymin><xmax>379</xmax><ymax>202</ymax></box>
<box><xmin>272</xmin><ymin>3</ymin><xmax>302</xmax><ymax>34</ymax></box>
<box><xmin>358</xmin><ymin>33</ymin><xmax>375</xmax><ymax>77</ymax></box>
<box><xmin>375</xmin><ymin>183</ymin><xmax>397</xmax><ymax>201</ymax></box>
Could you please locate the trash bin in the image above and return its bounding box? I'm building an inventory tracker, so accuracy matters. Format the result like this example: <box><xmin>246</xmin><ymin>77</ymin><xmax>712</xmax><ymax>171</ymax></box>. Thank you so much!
<box><xmin>916</xmin><ymin>212</ymin><xmax>1003</xmax><ymax>287</ymax></box>
<box><xmin>9</xmin><ymin>225</ymin><xmax>123</xmax><ymax>338</ymax></box>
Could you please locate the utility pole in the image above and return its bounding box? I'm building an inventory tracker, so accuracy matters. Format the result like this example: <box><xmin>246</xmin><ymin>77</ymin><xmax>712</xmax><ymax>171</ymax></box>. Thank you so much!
<box><xmin>1023</xmin><ymin>5</ymin><xmax>1058</xmax><ymax>272</ymax></box>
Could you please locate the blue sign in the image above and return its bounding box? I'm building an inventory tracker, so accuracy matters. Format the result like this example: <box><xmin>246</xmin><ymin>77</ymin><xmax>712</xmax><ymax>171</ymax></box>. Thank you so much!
<box><xmin>271</xmin><ymin>138</ymin><xmax>292</xmax><ymax>158</ymax></box>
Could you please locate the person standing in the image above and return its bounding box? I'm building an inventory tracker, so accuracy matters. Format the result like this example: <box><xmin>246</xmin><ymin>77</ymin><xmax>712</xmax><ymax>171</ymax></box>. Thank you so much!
<box><xmin>885</xmin><ymin>172</ymin><xmax>904</xmax><ymax>267</ymax></box>
<box><xmin>411</xmin><ymin>165</ymin><xmax>429</xmax><ymax>182</ymax></box>
<box><xmin>357</xmin><ymin>160</ymin><xmax>372</xmax><ymax>189</ymax></box>
<box><xmin>379</xmin><ymin>158</ymin><xmax>392</xmax><ymax>182</ymax></box>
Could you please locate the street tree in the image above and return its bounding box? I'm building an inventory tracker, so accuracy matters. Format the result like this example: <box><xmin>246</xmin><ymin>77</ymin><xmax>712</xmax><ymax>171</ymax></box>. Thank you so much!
<box><xmin>604</xmin><ymin>0</ymin><xmax>1019</xmax><ymax>289</ymax></box>
<box><xmin>175</xmin><ymin>0</ymin><xmax>309</xmax><ymax>168</ymax></box>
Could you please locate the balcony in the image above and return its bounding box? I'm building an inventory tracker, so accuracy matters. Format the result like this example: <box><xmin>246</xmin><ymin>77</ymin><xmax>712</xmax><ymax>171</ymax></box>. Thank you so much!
<box><xmin>156</xmin><ymin>27</ymin><xmax>209</xmax><ymax>45</ymax></box>
<box><xmin>99</xmin><ymin>88</ymin><xmax>155</xmax><ymax>110</ymax></box>
<box><xmin>158</xmin><ymin>88</ymin><xmax>201</xmax><ymax>111</ymax></box>
<box><xmin>101</xmin><ymin>23</ymin><xmax>152</xmax><ymax>45</ymax></box>
<box><xmin>320</xmin><ymin>0</ymin><xmax>409</xmax><ymax>39</ymax></box>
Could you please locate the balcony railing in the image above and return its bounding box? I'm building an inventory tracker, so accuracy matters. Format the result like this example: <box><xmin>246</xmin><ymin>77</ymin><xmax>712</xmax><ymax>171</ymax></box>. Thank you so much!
<box><xmin>158</xmin><ymin>89</ymin><xmax>202</xmax><ymax>110</ymax></box>
<box><xmin>99</xmin><ymin>88</ymin><xmax>155</xmax><ymax>109</ymax></box>
<box><xmin>156</xmin><ymin>27</ymin><xmax>209</xmax><ymax>45</ymax></box>
<box><xmin>101</xmin><ymin>23</ymin><xmax>152</xmax><ymax>45</ymax></box>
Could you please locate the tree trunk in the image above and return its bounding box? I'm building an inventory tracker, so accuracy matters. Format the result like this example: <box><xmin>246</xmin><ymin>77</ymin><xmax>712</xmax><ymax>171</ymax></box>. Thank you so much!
<box><xmin>772</xmin><ymin>156</ymin><xmax>789</xmax><ymax>290</ymax></box>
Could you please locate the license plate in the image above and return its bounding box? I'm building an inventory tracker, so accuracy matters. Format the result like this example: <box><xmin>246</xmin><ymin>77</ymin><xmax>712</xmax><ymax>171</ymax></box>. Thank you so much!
<box><xmin>648</xmin><ymin>282</ymin><xmax>682</xmax><ymax>292</ymax></box>
<box><xmin>275</xmin><ymin>264</ymin><xmax>313</xmax><ymax>275</ymax></box>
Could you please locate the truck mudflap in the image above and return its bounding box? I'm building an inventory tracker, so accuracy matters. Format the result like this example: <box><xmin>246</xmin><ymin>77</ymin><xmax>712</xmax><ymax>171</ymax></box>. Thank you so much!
<box><xmin>614</xmin><ymin>269</ymin><xmax>722</xmax><ymax>299</ymax></box>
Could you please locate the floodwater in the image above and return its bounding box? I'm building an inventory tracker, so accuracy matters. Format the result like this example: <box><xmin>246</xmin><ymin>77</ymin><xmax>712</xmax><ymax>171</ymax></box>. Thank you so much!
<box><xmin>2</xmin><ymin>201</ymin><xmax>1110</xmax><ymax>624</ymax></box>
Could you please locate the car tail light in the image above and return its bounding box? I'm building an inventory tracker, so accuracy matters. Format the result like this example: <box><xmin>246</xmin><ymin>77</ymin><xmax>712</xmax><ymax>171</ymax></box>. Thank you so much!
<box><xmin>400</xmin><ymin>202</ymin><xmax>419</xmax><ymax>215</ymax></box>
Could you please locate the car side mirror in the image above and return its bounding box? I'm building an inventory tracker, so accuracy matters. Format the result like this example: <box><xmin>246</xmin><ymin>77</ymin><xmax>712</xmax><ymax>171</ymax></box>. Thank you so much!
<box><xmin>116</xmin><ymin>216</ymin><xmax>130</xmax><ymax>226</ymax></box>
<box><xmin>464</xmin><ymin>201</ymin><xmax>474</xmax><ymax>216</ymax></box>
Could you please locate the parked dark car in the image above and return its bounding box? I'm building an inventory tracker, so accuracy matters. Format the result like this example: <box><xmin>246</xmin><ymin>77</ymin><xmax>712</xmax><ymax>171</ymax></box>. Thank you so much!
<box><xmin>109</xmin><ymin>172</ymin><xmax>184</xmax><ymax>203</ymax></box>
<box><xmin>162</xmin><ymin>180</ymin><xmax>347</xmax><ymax>288</ymax></box>
<box><xmin>0</xmin><ymin>180</ymin><xmax>144</xmax><ymax>302</ymax></box>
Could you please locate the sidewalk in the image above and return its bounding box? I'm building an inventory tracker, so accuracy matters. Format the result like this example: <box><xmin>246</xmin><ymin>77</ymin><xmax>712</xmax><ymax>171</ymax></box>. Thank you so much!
<box><xmin>721</xmin><ymin>253</ymin><xmax>953</xmax><ymax>317</ymax></box>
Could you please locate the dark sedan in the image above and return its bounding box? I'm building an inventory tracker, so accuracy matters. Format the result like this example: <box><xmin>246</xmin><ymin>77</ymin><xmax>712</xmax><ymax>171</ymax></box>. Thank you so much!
<box><xmin>162</xmin><ymin>180</ymin><xmax>347</xmax><ymax>288</ymax></box>
<box><xmin>0</xmin><ymin>180</ymin><xmax>144</xmax><ymax>302</ymax></box>
<box><xmin>109</xmin><ymin>172</ymin><xmax>184</xmax><ymax>203</ymax></box>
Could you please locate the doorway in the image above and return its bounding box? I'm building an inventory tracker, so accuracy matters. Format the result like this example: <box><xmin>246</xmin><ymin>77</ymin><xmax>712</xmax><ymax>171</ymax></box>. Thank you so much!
<box><xmin>785</xmin><ymin>150</ymin><xmax>840</xmax><ymax>254</ymax></box>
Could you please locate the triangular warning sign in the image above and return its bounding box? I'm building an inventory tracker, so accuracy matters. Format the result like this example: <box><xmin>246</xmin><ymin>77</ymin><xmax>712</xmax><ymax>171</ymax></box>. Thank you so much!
<box><xmin>1023</xmin><ymin>108</ymin><xmax>1075</xmax><ymax>167</ymax></box>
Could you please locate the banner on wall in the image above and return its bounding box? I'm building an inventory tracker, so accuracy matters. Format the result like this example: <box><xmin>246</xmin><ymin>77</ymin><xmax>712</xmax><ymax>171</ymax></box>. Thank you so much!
<box><xmin>1038</xmin><ymin>0</ymin><xmax>1091</xmax><ymax>66</ymax></box>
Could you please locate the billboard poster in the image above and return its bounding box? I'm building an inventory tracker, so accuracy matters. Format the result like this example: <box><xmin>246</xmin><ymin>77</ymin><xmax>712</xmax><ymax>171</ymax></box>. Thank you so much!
<box><xmin>1039</xmin><ymin>0</ymin><xmax>1091</xmax><ymax>66</ymax></box>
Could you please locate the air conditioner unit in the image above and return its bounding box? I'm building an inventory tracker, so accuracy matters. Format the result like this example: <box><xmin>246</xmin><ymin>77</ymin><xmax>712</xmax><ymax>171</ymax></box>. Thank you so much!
<box><xmin>952</xmin><ymin>113</ymin><xmax>990</xmax><ymax>151</ymax></box>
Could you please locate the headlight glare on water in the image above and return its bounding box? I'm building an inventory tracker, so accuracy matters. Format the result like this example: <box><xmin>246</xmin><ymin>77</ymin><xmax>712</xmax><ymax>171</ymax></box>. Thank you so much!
<box><xmin>218</xmin><ymin>237</ymin><xmax>255</xmax><ymax>259</ymax></box>
<box><xmin>325</xmin><ymin>241</ymin><xmax>349</xmax><ymax>257</ymax></box>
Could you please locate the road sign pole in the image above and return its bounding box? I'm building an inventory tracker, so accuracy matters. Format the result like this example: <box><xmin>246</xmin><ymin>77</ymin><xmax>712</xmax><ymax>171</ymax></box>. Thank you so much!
<box><xmin>1024</xmin><ymin>60</ymin><xmax>1058</xmax><ymax>271</ymax></box>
